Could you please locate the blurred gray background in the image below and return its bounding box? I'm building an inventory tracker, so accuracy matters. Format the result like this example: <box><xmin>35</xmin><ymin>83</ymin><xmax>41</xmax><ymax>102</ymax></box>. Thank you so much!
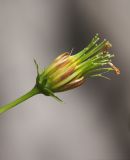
<box><xmin>0</xmin><ymin>0</ymin><xmax>130</xmax><ymax>160</ymax></box>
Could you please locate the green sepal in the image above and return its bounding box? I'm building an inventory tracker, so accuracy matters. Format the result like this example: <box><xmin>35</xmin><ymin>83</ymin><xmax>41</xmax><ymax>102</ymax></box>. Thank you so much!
<box><xmin>34</xmin><ymin>59</ymin><xmax>40</xmax><ymax>77</ymax></box>
<box><xmin>42</xmin><ymin>88</ymin><xmax>63</xmax><ymax>102</ymax></box>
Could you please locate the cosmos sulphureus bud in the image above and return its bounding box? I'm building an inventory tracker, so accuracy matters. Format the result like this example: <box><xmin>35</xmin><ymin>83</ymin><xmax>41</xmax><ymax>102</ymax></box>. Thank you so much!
<box><xmin>0</xmin><ymin>34</ymin><xmax>120</xmax><ymax>114</ymax></box>
<box><xmin>35</xmin><ymin>34</ymin><xmax>120</xmax><ymax>101</ymax></box>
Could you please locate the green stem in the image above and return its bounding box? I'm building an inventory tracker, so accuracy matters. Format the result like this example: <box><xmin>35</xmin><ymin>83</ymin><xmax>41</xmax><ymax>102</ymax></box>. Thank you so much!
<box><xmin>0</xmin><ymin>87</ymin><xmax>40</xmax><ymax>114</ymax></box>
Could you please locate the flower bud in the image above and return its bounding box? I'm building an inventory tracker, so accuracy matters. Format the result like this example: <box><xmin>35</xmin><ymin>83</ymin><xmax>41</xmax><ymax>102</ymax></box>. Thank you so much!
<box><xmin>35</xmin><ymin>34</ymin><xmax>120</xmax><ymax>101</ymax></box>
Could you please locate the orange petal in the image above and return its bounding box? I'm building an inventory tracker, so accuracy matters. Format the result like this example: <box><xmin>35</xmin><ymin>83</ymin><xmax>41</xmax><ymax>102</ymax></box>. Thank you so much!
<box><xmin>109</xmin><ymin>62</ymin><xmax>120</xmax><ymax>75</ymax></box>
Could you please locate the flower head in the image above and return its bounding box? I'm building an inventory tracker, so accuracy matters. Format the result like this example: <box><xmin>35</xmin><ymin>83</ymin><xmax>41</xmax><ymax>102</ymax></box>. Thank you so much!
<box><xmin>35</xmin><ymin>34</ymin><xmax>120</xmax><ymax>101</ymax></box>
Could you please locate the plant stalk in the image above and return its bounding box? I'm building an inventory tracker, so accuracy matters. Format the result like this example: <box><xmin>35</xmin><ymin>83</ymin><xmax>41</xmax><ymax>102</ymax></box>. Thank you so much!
<box><xmin>0</xmin><ymin>87</ymin><xmax>40</xmax><ymax>114</ymax></box>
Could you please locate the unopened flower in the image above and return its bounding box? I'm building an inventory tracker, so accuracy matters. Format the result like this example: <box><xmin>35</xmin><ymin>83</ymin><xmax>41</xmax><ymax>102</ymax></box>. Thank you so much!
<box><xmin>35</xmin><ymin>34</ymin><xmax>120</xmax><ymax>101</ymax></box>
<box><xmin>0</xmin><ymin>34</ymin><xmax>120</xmax><ymax>114</ymax></box>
